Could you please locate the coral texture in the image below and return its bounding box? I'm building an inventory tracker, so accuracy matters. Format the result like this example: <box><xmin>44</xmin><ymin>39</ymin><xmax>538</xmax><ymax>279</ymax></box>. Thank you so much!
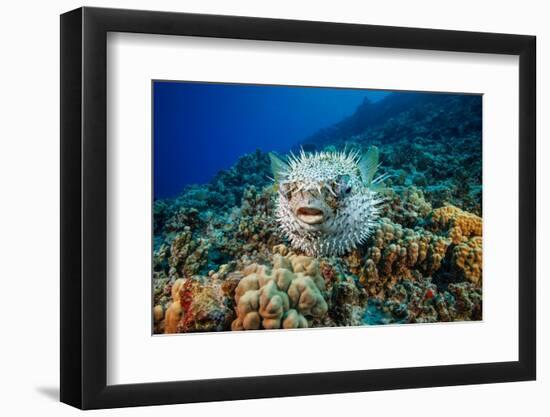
<box><xmin>152</xmin><ymin>93</ymin><xmax>483</xmax><ymax>332</ymax></box>
<box><xmin>359</xmin><ymin>217</ymin><xmax>451</xmax><ymax>297</ymax></box>
<box><xmin>429</xmin><ymin>205</ymin><xmax>482</xmax><ymax>244</ymax></box>
<box><xmin>168</xmin><ymin>228</ymin><xmax>210</xmax><ymax>278</ymax></box>
<box><xmin>160</xmin><ymin>276</ymin><xmax>234</xmax><ymax>334</ymax></box>
<box><xmin>452</xmin><ymin>236</ymin><xmax>482</xmax><ymax>284</ymax></box>
<box><xmin>231</xmin><ymin>254</ymin><xmax>328</xmax><ymax>330</ymax></box>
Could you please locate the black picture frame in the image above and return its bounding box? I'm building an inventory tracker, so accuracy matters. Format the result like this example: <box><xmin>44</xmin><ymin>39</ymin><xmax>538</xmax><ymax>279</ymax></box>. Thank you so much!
<box><xmin>60</xmin><ymin>6</ymin><xmax>536</xmax><ymax>410</ymax></box>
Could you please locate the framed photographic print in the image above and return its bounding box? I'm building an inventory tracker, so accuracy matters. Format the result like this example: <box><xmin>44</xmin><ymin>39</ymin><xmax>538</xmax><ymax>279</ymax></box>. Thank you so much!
<box><xmin>60</xmin><ymin>6</ymin><xmax>536</xmax><ymax>410</ymax></box>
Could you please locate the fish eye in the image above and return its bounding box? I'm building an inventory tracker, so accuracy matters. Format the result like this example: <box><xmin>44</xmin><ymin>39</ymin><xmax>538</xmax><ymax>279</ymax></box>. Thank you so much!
<box><xmin>339</xmin><ymin>175</ymin><xmax>352</xmax><ymax>194</ymax></box>
<box><xmin>280</xmin><ymin>183</ymin><xmax>291</xmax><ymax>198</ymax></box>
<box><xmin>340</xmin><ymin>174</ymin><xmax>351</xmax><ymax>183</ymax></box>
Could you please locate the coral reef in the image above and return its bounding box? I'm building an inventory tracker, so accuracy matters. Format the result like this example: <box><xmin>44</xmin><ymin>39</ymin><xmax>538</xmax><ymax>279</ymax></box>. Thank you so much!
<box><xmin>351</xmin><ymin>208</ymin><xmax>482</xmax><ymax>324</ymax></box>
<box><xmin>157</xmin><ymin>276</ymin><xmax>234</xmax><ymax>334</ymax></box>
<box><xmin>153</xmin><ymin>175</ymin><xmax>483</xmax><ymax>332</ymax></box>
<box><xmin>429</xmin><ymin>205</ymin><xmax>482</xmax><ymax>244</ymax></box>
<box><xmin>306</xmin><ymin>94</ymin><xmax>482</xmax><ymax>216</ymax></box>
<box><xmin>167</xmin><ymin>150</ymin><xmax>272</xmax><ymax>215</ymax></box>
<box><xmin>231</xmin><ymin>254</ymin><xmax>328</xmax><ymax>330</ymax></box>
<box><xmin>168</xmin><ymin>228</ymin><xmax>210</xmax><ymax>278</ymax></box>
<box><xmin>452</xmin><ymin>236</ymin><xmax>482</xmax><ymax>284</ymax></box>
<box><xmin>366</xmin><ymin>278</ymin><xmax>482</xmax><ymax>324</ymax></box>
<box><xmin>176</xmin><ymin>276</ymin><xmax>234</xmax><ymax>332</ymax></box>
<box><xmin>161</xmin><ymin>278</ymin><xmax>185</xmax><ymax>334</ymax></box>
<box><xmin>153</xmin><ymin>246</ymin><xmax>371</xmax><ymax>333</ymax></box>
<box><xmin>379</xmin><ymin>187</ymin><xmax>432</xmax><ymax>228</ymax></box>
<box><xmin>152</xmin><ymin>93</ymin><xmax>483</xmax><ymax>333</ymax></box>
<box><xmin>358</xmin><ymin>217</ymin><xmax>451</xmax><ymax>297</ymax></box>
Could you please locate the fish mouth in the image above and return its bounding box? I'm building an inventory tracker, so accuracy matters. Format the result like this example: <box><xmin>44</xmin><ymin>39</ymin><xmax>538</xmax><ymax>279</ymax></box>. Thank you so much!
<box><xmin>296</xmin><ymin>207</ymin><xmax>325</xmax><ymax>225</ymax></box>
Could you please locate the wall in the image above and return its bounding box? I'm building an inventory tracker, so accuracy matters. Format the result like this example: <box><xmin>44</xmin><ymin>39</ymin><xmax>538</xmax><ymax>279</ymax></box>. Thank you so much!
<box><xmin>0</xmin><ymin>0</ymin><xmax>546</xmax><ymax>415</ymax></box>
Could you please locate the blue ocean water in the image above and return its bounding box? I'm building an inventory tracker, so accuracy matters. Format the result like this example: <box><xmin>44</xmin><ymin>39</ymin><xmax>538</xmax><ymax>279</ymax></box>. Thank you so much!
<box><xmin>153</xmin><ymin>81</ymin><xmax>389</xmax><ymax>199</ymax></box>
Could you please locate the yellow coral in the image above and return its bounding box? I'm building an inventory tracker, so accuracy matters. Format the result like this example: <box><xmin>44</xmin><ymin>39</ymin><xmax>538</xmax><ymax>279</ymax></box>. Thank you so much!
<box><xmin>282</xmin><ymin>309</ymin><xmax>308</xmax><ymax>328</ymax></box>
<box><xmin>164</xmin><ymin>301</ymin><xmax>182</xmax><ymax>334</ymax></box>
<box><xmin>361</xmin><ymin>206</ymin><xmax>482</xmax><ymax>298</ymax></box>
<box><xmin>232</xmin><ymin>254</ymin><xmax>328</xmax><ymax>330</ymax></box>
<box><xmin>359</xmin><ymin>218</ymin><xmax>451</xmax><ymax>296</ymax></box>
<box><xmin>431</xmin><ymin>205</ymin><xmax>482</xmax><ymax>244</ymax></box>
<box><xmin>153</xmin><ymin>305</ymin><xmax>164</xmax><ymax>322</ymax></box>
<box><xmin>346</xmin><ymin>249</ymin><xmax>363</xmax><ymax>275</ymax></box>
<box><xmin>453</xmin><ymin>236</ymin><xmax>482</xmax><ymax>285</ymax></box>
<box><xmin>272</xmin><ymin>243</ymin><xmax>289</xmax><ymax>256</ymax></box>
<box><xmin>286</xmin><ymin>254</ymin><xmax>325</xmax><ymax>290</ymax></box>
<box><xmin>259</xmin><ymin>281</ymin><xmax>290</xmax><ymax>328</ymax></box>
<box><xmin>171</xmin><ymin>278</ymin><xmax>185</xmax><ymax>301</ymax></box>
<box><xmin>163</xmin><ymin>278</ymin><xmax>185</xmax><ymax>334</ymax></box>
<box><xmin>360</xmin><ymin>259</ymin><xmax>379</xmax><ymax>286</ymax></box>
<box><xmin>288</xmin><ymin>276</ymin><xmax>327</xmax><ymax>316</ymax></box>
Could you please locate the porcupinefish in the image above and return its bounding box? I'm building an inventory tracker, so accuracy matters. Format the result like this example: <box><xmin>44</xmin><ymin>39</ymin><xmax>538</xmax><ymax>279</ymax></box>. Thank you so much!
<box><xmin>269</xmin><ymin>147</ymin><xmax>386</xmax><ymax>257</ymax></box>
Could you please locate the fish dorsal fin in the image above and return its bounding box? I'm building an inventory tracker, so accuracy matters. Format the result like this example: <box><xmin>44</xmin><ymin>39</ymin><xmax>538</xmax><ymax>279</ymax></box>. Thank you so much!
<box><xmin>358</xmin><ymin>146</ymin><xmax>379</xmax><ymax>186</ymax></box>
<box><xmin>269</xmin><ymin>153</ymin><xmax>289</xmax><ymax>183</ymax></box>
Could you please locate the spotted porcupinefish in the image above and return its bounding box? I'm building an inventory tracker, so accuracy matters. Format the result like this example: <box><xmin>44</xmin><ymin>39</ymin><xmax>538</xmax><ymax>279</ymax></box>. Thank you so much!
<box><xmin>269</xmin><ymin>147</ymin><xmax>386</xmax><ymax>257</ymax></box>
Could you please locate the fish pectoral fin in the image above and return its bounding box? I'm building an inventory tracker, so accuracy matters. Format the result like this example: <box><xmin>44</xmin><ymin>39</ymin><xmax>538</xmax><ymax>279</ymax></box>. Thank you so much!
<box><xmin>369</xmin><ymin>173</ymin><xmax>392</xmax><ymax>193</ymax></box>
<box><xmin>369</xmin><ymin>182</ymin><xmax>386</xmax><ymax>193</ymax></box>
<box><xmin>269</xmin><ymin>152</ymin><xmax>289</xmax><ymax>183</ymax></box>
<box><xmin>359</xmin><ymin>146</ymin><xmax>379</xmax><ymax>186</ymax></box>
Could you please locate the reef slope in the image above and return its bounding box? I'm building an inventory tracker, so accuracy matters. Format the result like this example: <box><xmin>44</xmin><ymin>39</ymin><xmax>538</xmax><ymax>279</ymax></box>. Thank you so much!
<box><xmin>153</xmin><ymin>93</ymin><xmax>482</xmax><ymax>333</ymax></box>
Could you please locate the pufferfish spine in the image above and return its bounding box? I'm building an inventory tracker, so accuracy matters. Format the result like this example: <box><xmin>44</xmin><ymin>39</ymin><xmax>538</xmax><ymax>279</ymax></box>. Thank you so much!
<box><xmin>270</xmin><ymin>147</ymin><xmax>386</xmax><ymax>257</ymax></box>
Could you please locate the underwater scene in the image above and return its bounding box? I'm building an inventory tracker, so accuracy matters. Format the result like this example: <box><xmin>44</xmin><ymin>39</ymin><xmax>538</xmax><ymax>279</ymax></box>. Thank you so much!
<box><xmin>152</xmin><ymin>81</ymin><xmax>482</xmax><ymax>334</ymax></box>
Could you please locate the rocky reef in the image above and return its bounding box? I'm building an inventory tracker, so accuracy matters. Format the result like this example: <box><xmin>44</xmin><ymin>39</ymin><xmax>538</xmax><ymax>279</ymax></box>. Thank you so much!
<box><xmin>153</xmin><ymin>93</ymin><xmax>482</xmax><ymax>333</ymax></box>
<box><xmin>307</xmin><ymin>93</ymin><xmax>482</xmax><ymax>216</ymax></box>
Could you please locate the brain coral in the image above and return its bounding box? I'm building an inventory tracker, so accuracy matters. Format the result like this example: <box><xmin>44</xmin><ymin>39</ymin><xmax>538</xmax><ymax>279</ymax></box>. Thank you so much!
<box><xmin>231</xmin><ymin>254</ymin><xmax>328</xmax><ymax>330</ymax></box>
